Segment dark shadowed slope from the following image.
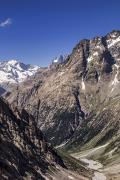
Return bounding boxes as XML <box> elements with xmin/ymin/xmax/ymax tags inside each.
<box><xmin>0</xmin><ymin>97</ymin><xmax>65</xmax><ymax>179</ymax></box>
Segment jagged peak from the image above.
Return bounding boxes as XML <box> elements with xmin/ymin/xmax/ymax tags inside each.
<box><xmin>107</xmin><ymin>29</ymin><xmax>120</xmax><ymax>37</ymax></box>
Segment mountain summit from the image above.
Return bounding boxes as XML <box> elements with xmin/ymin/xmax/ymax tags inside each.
<box><xmin>0</xmin><ymin>59</ymin><xmax>40</xmax><ymax>84</ymax></box>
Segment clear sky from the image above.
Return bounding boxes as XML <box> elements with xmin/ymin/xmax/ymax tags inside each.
<box><xmin>0</xmin><ymin>0</ymin><xmax>120</xmax><ymax>66</ymax></box>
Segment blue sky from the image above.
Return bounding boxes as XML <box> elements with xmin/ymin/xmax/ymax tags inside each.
<box><xmin>0</xmin><ymin>0</ymin><xmax>120</xmax><ymax>66</ymax></box>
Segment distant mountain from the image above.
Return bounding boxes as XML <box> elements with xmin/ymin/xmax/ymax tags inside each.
<box><xmin>0</xmin><ymin>60</ymin><xmax>40</xmax><ymax>84</ymax></box>
<box><xmin>52</xmin><ymin>55</ymin><xmax>65</xmax><ymax>64</ymax></box>
<box><xmin>0</xmin><ymin>60</ymin><xmax>40</xmax><ymax>95</ymax></box>
<box><xmin>0</xmin><ymin>96</ymin><xmax>66</xmax><ymax>179</ymax></box>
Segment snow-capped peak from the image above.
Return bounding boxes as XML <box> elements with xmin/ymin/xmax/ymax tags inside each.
<box><xmin>7</xmin><ymin>60</ymin><xmax>18</xmax><ymax>65</ymax></box>
<box><xmin>52</xmin><ymin>55</ymin><xmax>68</xmax><ymax>64</ymax></box>
<box><xmin>53</xmin><ymin>55</ymin><xmax>64</xmax><ymax>64</ymax></box>
<box><xmin>0</xmin><ymin>60</ymin><xmax>40</xmax><ymax>84</ymax></box>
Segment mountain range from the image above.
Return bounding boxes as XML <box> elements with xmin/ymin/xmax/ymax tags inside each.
<box><xmin>0</xmin><ymin>59</ymin><xmax>40</xmax><ymax>83</ymax></box>
<box><xmin>0</xmin><ymin>57</ymin><xmax>66</xmax><ymax>94</ymax></box>
<box><xmin>0</xmin><ymin>60</ymin><xmax>40</xmax><ymax>94</ymax></box>
<box><xmin>1</xmin><ymin>30</ymin><xmax>120</xmax><ymax>179</ymax></box>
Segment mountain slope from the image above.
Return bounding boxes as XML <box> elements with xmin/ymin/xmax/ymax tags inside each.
<box><xmin>5</xmin><ymin>30</ymin><xmax>120</xmax><ymax>165</ymax></box>
<box><xmin>0</xmin><ymin>96</ymin><xmax>91</xmax><ymax>179</ymax></box>
<box><xmin>0</xmin><ymin>97</ymin><xmax>65</xmax><ymax>179</ymax></box>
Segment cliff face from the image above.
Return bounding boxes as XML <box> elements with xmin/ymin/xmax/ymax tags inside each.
<box><xmin>0</xmin><ymin>97</ymin><xmax>66</xmax><ymax>179</ymax></box>
<box><xmin>5</xmin><ymin>30</ymin><xmax>120</xmax><ymax>157</ymax></box>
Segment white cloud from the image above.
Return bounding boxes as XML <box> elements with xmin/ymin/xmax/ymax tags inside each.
<box><xmin>0</xmin><ymin>18</ymin><xmax>12</xmax><ymax>27</ymax></box>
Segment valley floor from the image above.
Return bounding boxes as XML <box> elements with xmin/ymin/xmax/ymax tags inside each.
<box><xmin>71</xmin><ymin>144</ymin><xmax>120</xmax><ymax>180</ymax></box>
<box><xmin>103</xmin><ymin>164</ymin><xmax>120</xmax><ymax>180</ymax></box>
<box><xmin>51</xmin><ymin>168</ymin><xmax>89</xmax><ymax>180</ymax></box>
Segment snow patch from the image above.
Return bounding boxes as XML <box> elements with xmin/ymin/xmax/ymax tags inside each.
<box><xmin>111</xmin><ymin>64</ymin><xmax>119</xmax><ymax>91</ymax></box>
<box><xmin>81</xmin><ymin>77</ymin><xmax>85</xmax><ymax>90</ymax></box>
<box><xmin>54</xmin><ymin>59</ymin><xmax>59</xmax><ymax>63</ymax></box>
<box><xmin>55</xmin><ymin>140</ymin><xmax>69</xmax><ymax>148</ymax></box>
<box><xmin>87</xmin><ymin>51</ymin><xmax>99</xmax><ymax>63</ymax></box>
<box><xmin>107</xmin><ymin>36</ymin><xmax>120</xmax><ymax>48</ymax></box>
<box><xmin>53</xmin><ymin>55</ymin><xmax>64</xmax><ymax>64</ymax></box>
<box><xmin>7</xmin><ymin>60</ymin><xmax>18</xmax><ymax>65</ymax></box>
<box><xmin>68</xmin><ymin>175</ymin><xmax>74</xmax><ymax>179</ymax></box>
<box><xmin>116</xmin><ymin>58</ymin><xmax>120</xmax><ymax>61</ymax></box>
<box><xmin>93</xmin><ymin>52</ymin><xmax>99</xmax><ymax>56</ymax></box>
<box><xmin>50</xmin><ymin>137</ymin><xmax>55</xmax><ymax>140</ymax></box>
<box><xmin>87</xmin><ymin>56</ymin><xmax>93</xmax><ymax>62</ymax></box>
